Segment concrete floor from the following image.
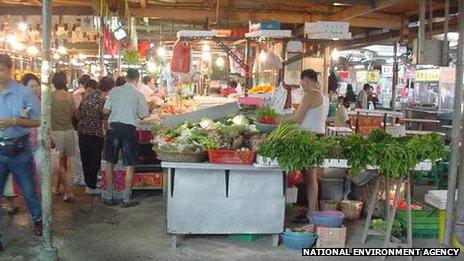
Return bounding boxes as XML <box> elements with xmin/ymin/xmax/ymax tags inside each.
<box><xmin>0</xmin><ymin>188</ymin><xmax>461</xmax><ymax>261</ymax></box>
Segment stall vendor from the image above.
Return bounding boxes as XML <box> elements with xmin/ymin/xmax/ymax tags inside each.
<box><xmin>289</xmin><ymin>69</ymin><xmax>329</xmax><ymax>223</ymax></box>
<box><xmin>334</xmin><ymin>97</ymin><xmax>351</xmax><ymax>128</ymax></box>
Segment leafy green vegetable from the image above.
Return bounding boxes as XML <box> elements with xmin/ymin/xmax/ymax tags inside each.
<box><xmin>371</xmin><ymin>219</ymin><xmax>403</xmax><ymax>237</ymax></box>
<box><xmin>255</xmin><ymin>107</ymin><xmax>279</xmax><ymax>120</ymax></box>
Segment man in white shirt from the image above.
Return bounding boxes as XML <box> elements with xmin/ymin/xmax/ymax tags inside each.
<box><xmin>138</xmin><ymin>75</ymin><xmax>156</xmax><ymax>102</ymax></box>
<box><xmin>102</xmin><ymin>69</ymin><xmax>149</xmax><ymax>207</ymax></box>
<box><xmin>334</xmin><ymin>98</ymin><xmax>351</xmax><ymax>127</ymax></box>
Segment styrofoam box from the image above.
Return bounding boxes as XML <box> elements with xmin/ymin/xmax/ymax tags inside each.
<box><xmin>177</xmin><ymin>30</ymin><xmax>216</xmax><ymax>38</ymax></box>
<box><xmin>245</xmin><ymin>30</ymin><xmax>292</xmax><ymax>38</ymax></box>
<box><xmin>304</xmin><ymin>21</ymin><xmax>350</xmax><ymax>33</ymax></box>
<box><xmin>286</xmin><ymin>186</ymin><xmax>298</xmax><ymax>204</ymax></box>
<box><xmin>425</xmin><ymin>190</ymin><xmax>458</xmax><ymax>210</ymax></box>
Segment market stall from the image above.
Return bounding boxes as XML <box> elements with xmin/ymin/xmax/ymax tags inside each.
<box><xmin>162</xmin><ymin>162</ymin><xmax>284</xmax><ymax>248</ymax></box>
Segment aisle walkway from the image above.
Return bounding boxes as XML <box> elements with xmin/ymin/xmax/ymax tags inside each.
<box><xmin>0</xmin><ymin>189</ymin><xmax>459</xmax><ymax>261</ymax></box>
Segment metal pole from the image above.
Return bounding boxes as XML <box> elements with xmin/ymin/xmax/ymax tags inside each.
<box><xmin>428</xmin><ymin>0</ymin><xmax>433</xmax><ymax>39</ymax></box>
<box><xmin>444</xmin><ymin>0</ymin><xmax>464</xmax><ymax>246</ymax></box>
<box><xmin>99</xmin><ymin>0</ymin><xmax>104</xmax><ymax>76</ymax></box>
<box><xmin>443</xmin><ymin>0</ymin><xmax>450</xmax><ymax>66</ymax></box>
<box><xmin>39</xmin><ymin>0</ymin><xmax>57</xmax><ymax>259</ymax></box>
<box><xmin>391</xmin><ymin>42</ymin><xmax>398</xmax><ymax>110</ymax></box>
<box><xmin>418</xmin><ymin>0</ymin><xmax>426</xmax><ymax>64</ymax></box>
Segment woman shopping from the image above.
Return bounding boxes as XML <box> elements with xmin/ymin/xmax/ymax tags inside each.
<box><xmin>51</xmin><ymin>71</ymin><xmax>76</xmax><ymax>202</ymax></box>
<box><xmin>77</xmin><ymin>77</ymin><xmax>114</xmax><ymax>195</ymax></box>
<box><xmin>289</xmin><ymin>69</ymin><xmax>329</xmax><ymax>223</ymax></box>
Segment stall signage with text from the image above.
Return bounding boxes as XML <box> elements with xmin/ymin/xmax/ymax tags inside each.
<box><xmin>415</xmin><ymin>69</ymin><xmax>441</xmax><ymax>82</ymax></box>
<box><xmin>367</xmin><ymin>70</ymin><xmax>380</xmax><ymax>83</ymax></box>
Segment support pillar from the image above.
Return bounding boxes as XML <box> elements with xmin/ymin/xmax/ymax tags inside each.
<box><xmin>444</xmin><ymin>0</ymin><xmax>464</xmax><ymax>246</ymax></box>
<box><xmin>39</xmin><ymin>0</ymin><xmax>58</xmax><ymax>259</ymax></box>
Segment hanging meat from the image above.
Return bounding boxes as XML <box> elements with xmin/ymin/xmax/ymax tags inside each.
<box><xmin>170</xmin><ymin>41</ymin><xmax>191</xmax><ymax>74</ymax></box>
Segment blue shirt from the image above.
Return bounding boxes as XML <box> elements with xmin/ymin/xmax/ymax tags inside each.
<box><xmin>0</xmin><ymin>80</ymin><xmax>40</xmax><ymax>138</ymax></box>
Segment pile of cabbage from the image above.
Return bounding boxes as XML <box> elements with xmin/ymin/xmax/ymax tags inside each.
<box><xmin>153</xmin><ymin>115</ymin><xmax>259</xmax><ymax>153</ymax></box>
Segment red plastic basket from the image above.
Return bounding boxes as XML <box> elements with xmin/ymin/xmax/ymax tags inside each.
<box><xmin>208</xmin><ymin>150</ymin><xmax>256</xmax><ymax>164</ymax></box>
<box><xmin>238</xmin><ymin>97</ymin><xmax>262</xmax><ymax>106</ymax></box>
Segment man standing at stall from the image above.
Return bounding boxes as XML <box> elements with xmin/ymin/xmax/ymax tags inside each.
<box><xmin>102</xmin><ymin>68</ymin><xmax>149</xmax><ymax>207</ymax></box>
<box><xmin>0</xmin><ymin>54</ymin><xmax>43</xmax><ymax>251</ymax></box>
<box><xmin>290</xmin><ymin>69</ymin><xmax>329</xmax><ymax>223</ymax></box>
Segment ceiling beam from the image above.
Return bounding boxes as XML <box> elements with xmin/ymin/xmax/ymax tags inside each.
<box><xmin>130</xmin><ymin>6</ymin><xmax>402</xmax><ymax>29</ymax></box>
<box><xmin>0</xmin><ymin>5</ymin><xmax>96</xmax><ymax>15</ymax></box>
<box><xmin>328</xmin><ymin>0</ymin><xmax>401</xmax><ymax>21</ymax></box>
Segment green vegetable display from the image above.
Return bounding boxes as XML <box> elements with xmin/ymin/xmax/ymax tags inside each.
<box><xmin>255</xmin><ymin>107</ymin><xmax>279</xmax><ymax>120</ymax></box>
<box><xmin>258</xmin><ymin>122</ymin><xmax>326</xmax><ymax>171</ymax></box>
<box><xmin>258</xmin><ymin>126</ymin><xmax>445</xmax><ymax>178</ymax></box>
<box><xmin>371</xmin><ymin>219</ymin><xmax>403</xmax><ymax>237</ymax></box>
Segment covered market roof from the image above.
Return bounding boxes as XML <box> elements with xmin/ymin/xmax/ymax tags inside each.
<box><xmin>0</xmin><ymin>0</ymin><xmax>460</xmax><ymax>52</ymax></box>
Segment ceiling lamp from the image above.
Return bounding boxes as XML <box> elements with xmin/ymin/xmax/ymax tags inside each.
<box><xmin>258</xmin><ymin>50</ymin><xmax>267</xmax><ymax>62</ymax></box>
<box><xmin>215</xmin><ymin>57</ymin><xmax>225</xmax><ymax>67</ymax></box>
<box><xmin>18</xmin><ymin>22</ymin><xmax>28</xmax><ymax>31</ymax></box>
<box><xmin>27</xmin><ymin>46</ymin><xmax>39</xmax><ymax>56</ymax></box>
<box><xmin>57</xmin><ymin>46</ymin><xmax>67</xmax><ymax>55</ymax></box>
<box><xmin>331</xmin><ymin>48</ymin><xmax>340</xmax><ymax>61</ymax></box>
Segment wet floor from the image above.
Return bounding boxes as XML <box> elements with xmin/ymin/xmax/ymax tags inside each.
<box><xmin>0</xmin><ymin>187</ymin><xmax>461</xmax><ymax>261</ymax></box>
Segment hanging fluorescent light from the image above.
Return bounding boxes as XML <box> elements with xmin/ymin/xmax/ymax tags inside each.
<box><xmin>202</xmin><ymin>52</ymin><xmax>211</xmax><ymax>61</ymax></box>
<box><xmin>202</xmin><ymin>43</ymin><xmax>210</xmax><ymax>52</ymax></box>
<box><xmin>57</xmin><ymin>46</ymin><xmax>67</xmax><ymax>55</ymax></box>
<box><xmin>215</xmin><ymin>57</ymin><xmax>225</xmax><ymax>67</ymax></box>
<box><xmin>258</xmin><ymin>50</ymin><xmax>267</xmax><ymax>62</ymax></box>
<box><xmin>27</xmin><ymin>46</ymin><xmax>39</xmax><ymax>56</ymax></box>
<box><xmin>331</xmin><ymin>48</ymin><xmax>340</xmax><ymax>60</ymax></box>
<box><xmin>146</xmin><ymin>61</ymin><xmax>157</xmax><ymax>72</ymax></box>
<box><xmin>157</xmin><ymin>46</ymin><xmax>166</xmax><ymax>57</ymax></box>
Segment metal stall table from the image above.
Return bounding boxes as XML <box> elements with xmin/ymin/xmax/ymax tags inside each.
<box><xmin>161</xmin><ymin>162</ymin><xmax>285</xmax><ymax>248</ymax></box>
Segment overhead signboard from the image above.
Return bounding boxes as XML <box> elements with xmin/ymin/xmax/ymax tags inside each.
<box><xmin>415</xmin><ymin>69</ymin><xmax>441</xmax><ymax>82</ymax></box>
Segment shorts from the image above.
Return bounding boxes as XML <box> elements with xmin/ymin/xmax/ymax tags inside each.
<box><xmin>104</xmin><ymin>122</ymin><xmax>138</xmax><ymax>166</ymax></box>
<box><xmin>53</xmin><ymin>129</ymin><xmax>76</xmax><ymax>157</ymax></box>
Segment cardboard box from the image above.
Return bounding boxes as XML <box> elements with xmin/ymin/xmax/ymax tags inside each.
<box><xmin>316</xmin><ymin>225</ymin><xmax>346</xmax><ymax>248</ymax></box>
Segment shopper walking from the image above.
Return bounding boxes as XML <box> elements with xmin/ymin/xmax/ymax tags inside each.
<box><xmin>290</xmin><ymin>69</ymin><xmax>329</xmax><ymax>223</ymax></box>
<box><xmin>77</xmin><ymin>76</ymin><xmax>114</xmax><ymax>195</ymax></box>
<box><xmin>138</xmin><ymin>75</ymin><xmax>155</xmax><ymax>102</ymax></box>
<box><xmin>0</xmin><ymin>54</ymin><xmax>43</xmax><ymax>251</ymax></box>
<box><xmin>102</xmin><ymin>68</ymin><xmax>149</xmax><ymax>207</ymax></box>
<box><xmin>72</xmin><ymin>74</ymin><xmax>93</xmax><ymax>187</ymax></box>
<box><xmin>51</xmin><ymin>71</ymin><xmax>76</xmax><ymax>202</ymax></box>
<box><xmin>345</xmin><ymin>84</ymin><xmax>357</xmax><ymax>104</ymax></box>
<box><xmin>115</xmin><ymin>76</ymin><xmax>126</xmax><ymax>87</ymax></box>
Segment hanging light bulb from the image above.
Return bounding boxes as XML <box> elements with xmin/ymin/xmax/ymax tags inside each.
<box><xmin>259</xmin><ymin>50</ymin><xmax>267</xmax><ymax>62</ymax></box>
<box><xmin>53</xmin><ymin>53</ymin><xmax>60</xmax><ymax>60</ymax></box>
<box><xmin>27</xmin><ymin>45</ymin><xmax>39</xmax><ymax>56</ymax></box>
<box><xmin>157</xmin><ymin>46</ymin><xmax>166</xmax><ymax>57</ymax></box>
<box><xmin>215</xmin><ymin>57</ymin><xmax>225</xmax><ymax>67</ymax></box>
<box><xmin>146</xmin><ymin>60</ymin><xmax>157</xmax><ymax>73</ymax></box>
<box><xmin>202</xmin><ymin>52</ymin><xmax>211</xmax><ymax>62</ymax></box>
<box><xmin>6</xmin><ymin>34</ymin><xmax>16</xmax><ymax>45</ymax></box>
<box><xmin>14</xmin><ymin>42</ymin><xmax>26</xmax><ymax>51</ymax></box>
<box><xmin>331</xmin><ymin>48</ymin><xmax>340</xmax><ymax>61</ymax></box>
<box><xmin>202</xmin><ymin>43</ymin><xmax>210</xmax><ymax>52</ymax></box>
<box><xmin>18</xmin><ymin>22</ymin><xmax>28</xmax><ymax>31</ymax></box>
<box><xmin>57</xmin><ymin>46</ymin><xmax>67</xmax><ymax>55</ymax></box>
